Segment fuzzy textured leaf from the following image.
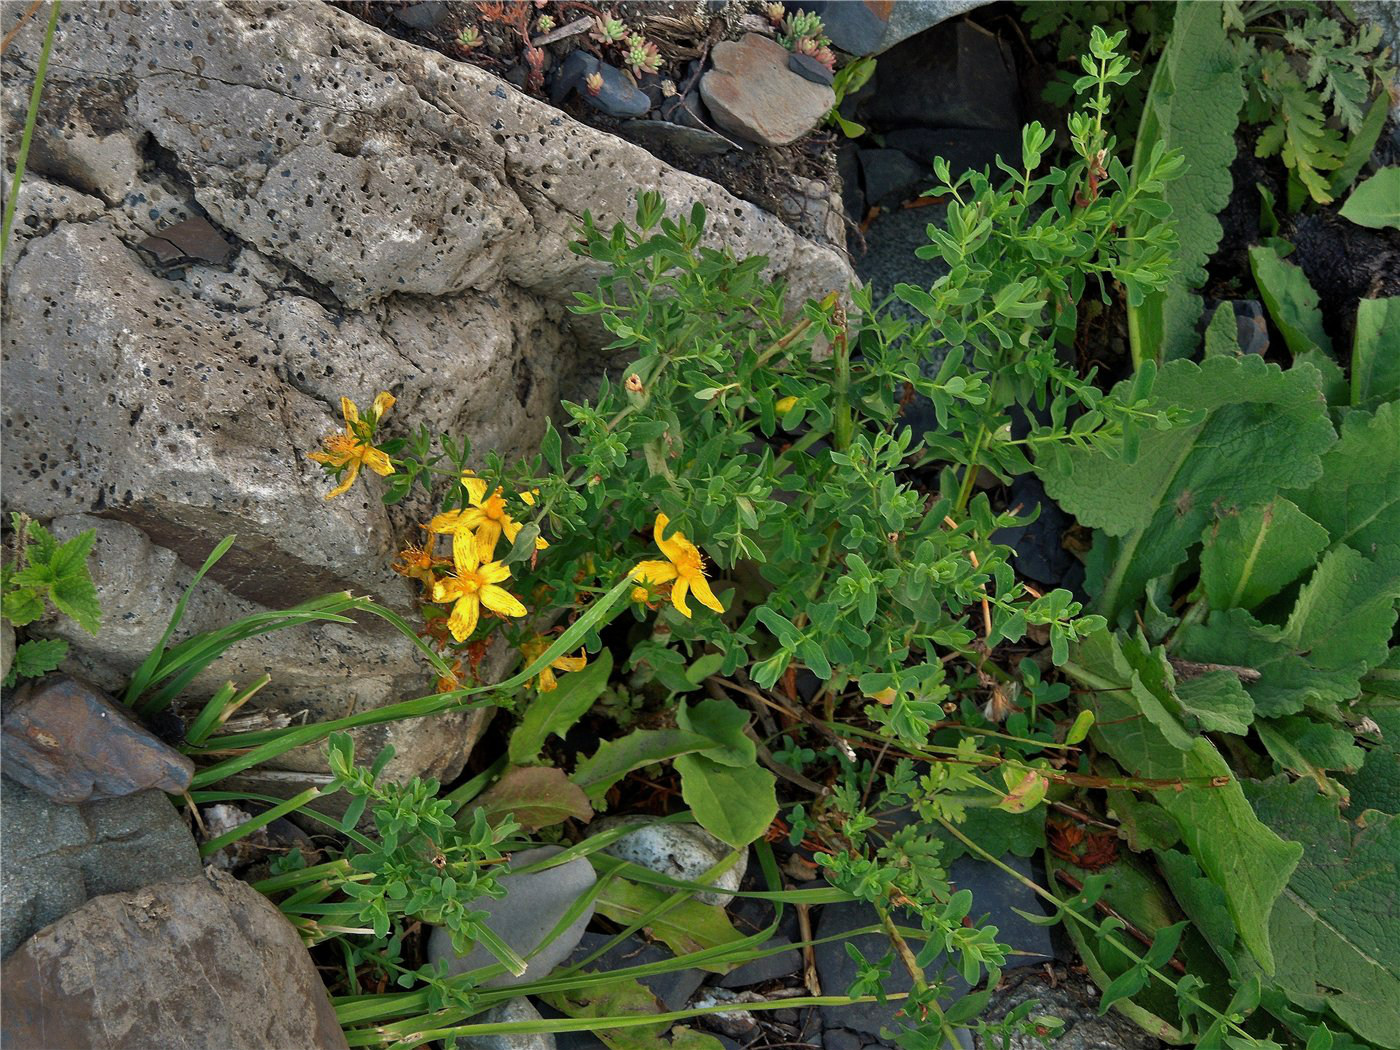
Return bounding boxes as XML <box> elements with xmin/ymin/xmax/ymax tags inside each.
<box><xmin>1245</xmin><ymin>777</ymin><xmax>1400</xmax><ymax>1047</ymax></box>
<box><xmin>1069</xmin><ymin>630</ymin><xmax>1302</xmax><ymax>973</ymax></box>
<box><xmin>1199</xmin><ymin>498</ymin><xmax>1330</xmax><ymax>612</ymax></box>
<box><xmin>1039</xmin><ymin>356</ymin><xmax>1335</xmax><ymax>622</ymax></box>
<box><xmin>1249</xmin><ymin>245</ymin><xmax>1333</xmax><ymax>355</ymax></box>
<box><xmin>510</xmin><ymin>649</ymin><xmax>612</xmax><ymax>764</ymax></box>
<box><xmin>1129</xmin><ymin>1</ymin><xmax>1244</xmax><ymax>363</ymax></box>
<box><xmin>674</xmin><ymin>753</ymin><xmax>776</xmax><ymax>848</ymax></box>
<box><xmin>1339</xmin><ymin>167</ymin><xmax>1400</xmax><ymax>230</ymax></box>
<box><xmin>1173</xmin><ymin>670</ymin><xmax>1255</xmax><ymax>735</ymax></box>
<box><xmin>472</xmin><ymin>765</ymin><xmax>594</xmax><ymax>831</ymax></box>
<box><xmin>1295</xmin><ymin>401</ymin><xmax>1400</xmax><ymax>552</ymax></box>
<box><xmin>1350</xmin><ymin>298</ymin><xmax>1400</xmax><ymax>408</ymax></box>
<box><xmin>1180</xmin><ymin>545</ymin><xmax>1400</xmax><ymax>718</ymax></box>
<box><xmin>593</xmin><ymin>877</ymin><xmax>745</xmax><ymax>969</ymax></box>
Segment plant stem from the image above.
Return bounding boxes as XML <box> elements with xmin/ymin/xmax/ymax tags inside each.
<box><xmin>0</xmin><ymin>0</ymin><xmax>60</xmax><ymax>266</ymax></box>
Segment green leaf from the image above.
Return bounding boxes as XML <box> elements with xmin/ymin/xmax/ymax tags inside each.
<box><xmin>470</xmin><ymin>765</ymin><xmax>593</xmax><ymax>831</ymax></box>
<box><xmin>1202</xmin><ymin>302</ymin><xmax>1242</xmax><ymax>358</ymax></box>
<box><xmin>48</xmin><ymin>573</ymin><xmax>101</xmax><ymax>635</ymax></box>
<box><xmin>2</xmin><ymin>587</ymin><xmax>45</xmax><ymax>627</ymax></box>
<box><xmin>11</xmin><ymin>637</ymin><xmax>67</xmax><ymax>679</ymax></box>
<box><xmin>509</xmin><ymin>649</ymin><xmax>612</xmax><ymax>764</ymax></box>
<box><xmin>593</xmin><ymin>877</ymin><xmax>745</xmax><ymax>967</ymax></box>
<box><xmin>1199</xmin><ymin>498</ymin><xmax>1330</xmax><ymax>612</ymax></box>
<box><xmin>572</xmin><ymin>728</ymin><xmax>715</xmax><ymax>804</ymax></box>
<box><xmin>1329</xmin><ymin>94</ymin><xmax>1391</xmax><ymax>197</ymax></box>
<box><xmin>1040</xmin><ymin>356</ymin><xmax>1336</xmax><ymax>622</ymax></box>
<box><xmin>1173</xmin><ymin>670</ymin><xmax>1255</xmax><ymax>735</ymax></box>
<box><xmin>538</xmin><ymin>976</ymin><xmax>667</xmax><ymax>1050</ymax></box>
<box><xmin>1344</xmin><ymin>698</ymin><xmax>1400</xmax><ymax>815</ymax></box>
<box><xmin>1256</xmin><ymin>715</ymin><xmax>1364</xmax><ymax>783</ymax></box>
<box><xmin>1350</xmin><ymin>298</ymin><xmax>1400</xmax><ymax>408</ymax></box>
<box><xmin>1068</xmin><ymin>630</ymin><xmax>1302</xmax><ymax>974</ymax></box>
<box><xmin>1249</xmin><ymin>244</ymin><xmax>1333</xmax><ymax>356</ymax></box>
<box><xmin>1180</xmin><ymin>546</ymin><xmax>1400</xmax><ymax>717</ymax></box>
<box><xmin>1295</xmin><ymin>401</ymin><xmax>1400</xmax><ymax>553</ymax></box>
<box><xmin>1127</xmin><ymin>1</ymin><xmax>1244</xmax><ymax>363</ymax></box>
<box><xmin>1338</xmin><ymin>167</ymin><xmax>1400</xmax><ymax>230</ymax></box>
<box><xmin>674</xmin><ymin>753</ymin><xmax>776</xmax><ymax>848</ymax></box>
<box><xmin>1245</xmin><ymin>777</ymin><xmax>1400</xmax><ymax>1047</ymax></box>
<box><xmin>674</xmin><ymin>697</ymin><xmax>755</xmax><ymax>768</ymax></box>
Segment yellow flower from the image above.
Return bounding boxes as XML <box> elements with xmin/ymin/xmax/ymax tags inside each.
<box><xmin>631</xmin><ymin>585</ymin><xmax>652</xmax><ymax>604</ymax></box>
<box><xmin>427</xmin><ymin>474</ymin><xmax>548</xmax><ymax>564</ymax></box>
<box><xmin>429</xmin><ymin>532</ymin><xmax>528</xmax><ymax>642</ymax></box>
<box><xmin>391</xmin><ymin>544</ymin><xmax>447</xmax><ymax>585</ymax></box>
<box><xmin>307</xmin><ymin>393</ymin><xmax>396</xmax><ymax>499</ymax></box>
<box><xmin>775</xmin><ymin>395</ymin><xmax>799</xmax><ymax>415</ymax></box>
<box><xmin>632</xmin><ymin>512</ymin><xmax>725</xmax><ymax>618</ymax></box>
<box><xmin>520</xmin><ymin>635</ymin><xmax>587</xmax><ymax>693</ymax></box>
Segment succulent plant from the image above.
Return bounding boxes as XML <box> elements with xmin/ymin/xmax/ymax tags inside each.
<box><xmin>584</xmin><ymin>70</ymin><xmax>604</xmax><ymax>96</ymax></box>
<box><xmin>534</xmin><ymin>13</ymin><xmax>555</xmax><ymax>34</ymax></box>
<box><xmin>592</xmin><ymin>12</ymin><xmax>627</xmax><ymax>44</ymax></box>
<box><xmin>457</xmin><ymin>25</ymin><xmax>482</xmax><ymax>50</ymax></box>
<box><xmin>764</xmin><ymin>2</ymin><xmax>786</xmax><ymax>25</ymax></box>
<box><xmin>778</xmin><ymin>9</ymin><xmax>828</xmax><ymax>50</ymax></box>
<box><xmin>625</xmin><ymin>36</ymin><xmax>662</xmax><ymax>77</ymax></box>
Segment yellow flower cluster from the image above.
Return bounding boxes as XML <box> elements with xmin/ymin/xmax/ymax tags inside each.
<box><xmin>307</xmin><ymin>393</ymin><xmax>396</xmax><ymax>500</ymax></box>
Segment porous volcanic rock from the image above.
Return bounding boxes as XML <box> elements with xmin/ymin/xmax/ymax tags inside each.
<box><xmin>0</xmin><ymin>2</ymin><xmax>853</xmax><ymax>790</ymax></box>
<box><xmin>0</xmin><ymin>868</ymin><xmax>348</xmax><ymax>1049</ymax></box>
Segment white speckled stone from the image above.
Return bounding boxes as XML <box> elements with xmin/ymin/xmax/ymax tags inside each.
<box><xmin>593</xmin><ymin>818</ymin><xmax>748</xmax><ymax>906</ymax></box>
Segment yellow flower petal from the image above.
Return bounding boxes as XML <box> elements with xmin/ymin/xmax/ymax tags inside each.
<box><xmin>633</xmin><ymin>560</ymin><xmax>678</xmax><ymax>585</ymax></box>
<box><xmin>371</xmin><ymin>391</ymin><xmax>396</xmax><ymax>419</ymax></box>
<box><xmin>463</xmin><ymin>475</ymin><xmax>489</xmax><ymax>506</ymax></box>
<box><xmin>654</xmin><ymin>513</ymin><xmax>686</xmax><ymax>563</ymax></box>
<box><xmin>340</xmin><ymin>397</ymin><xmax>360</xmax><ymax>427</ymax></box>
<box><xmin>323</xmin><ymin>459</ymin><xmax>360</xmax><ymax>500</ymax></box>
<box><xmin>448</xmin><ymin>596</ymin><xmax>480</xmax><ymax>641</ymax></box>
<box><xmin>502</xmin><ymin>518</ymin><xmax>521</xmax><ymax>545</ymax></box>
<box><xmin>537</xmin><ymin>667</ymin><xmax>558</xmax><ymax>692</ymax></box>
<box><xmin>478</xmin><ymin>561</ymin><xmax>512</xmax><ymax>585</ymax></box>
<box><xmin>427</xmin><ymin>510</ymin><xmax>467</xmax><ymax>534</ymax></box>
<box><xmin>552</xmin><ymin>653</ymin><xmax>587</xmax><ymax>672</ymax></box>
<box><xmin>519</xmin><ymin>489</ymin><xmax>537</xmax><ymax>506</ymax></box>
<box><xmin>687</xmin><ymin>571</ymin><xmax>725</xmax><ymax>614</ymax></box>
<box><xmin>362</xmin><ymin>447</ymin><xmax>395</xmax><ymax>477</ymax></box>
<box><xmin>452</xmin><ymin>529</ymin><xmax>477</xmax><ymax>573</ymax></box>
<box><xmin>475</xmin><ymin>520</ymin><xmax>503</xmax><ymax>559</ymax></box>
<box><xmin>480</xmin><ymin>585</ymin><xmax>527</xmax><ymax>617</ymax></box>
<box><xmin>672</xmin><ymin>577</ymin><xmax>693</xmax><ymax>618</ymax></box>
<box><xmin>431</xmin><ymin>577</ymin><xmax>464</xmax><ymax>603</ymax></box>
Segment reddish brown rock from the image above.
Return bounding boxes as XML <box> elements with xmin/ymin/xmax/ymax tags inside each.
<box><xmin>699</xmin><ymin>34</ymin><xmax>835</xmax><ymax>147</ymax></box>
<box><xmin>1</xmin><ymin>868</ymin><xmax>349</xmax><ymax>1050</ymax></box>
<box><xmin>1</xmin><ymin>676</ymin><xmax>193</xmax><ymax>803</ymax></box>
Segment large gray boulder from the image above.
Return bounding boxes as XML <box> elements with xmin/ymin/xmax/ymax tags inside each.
<box><xmin>0</xmin><ymin>867</ymin><xmax>349</xmax><ymax>1049</ymax></box>
<box><xmin>0</xmin><ymin>776</ymin><xmax>202</xmax><ymax>960</ymax></box>
<box><xmin>0</xmin><ymin>1</ymin><xmax>854</xmax><ymax>790</ymax></box>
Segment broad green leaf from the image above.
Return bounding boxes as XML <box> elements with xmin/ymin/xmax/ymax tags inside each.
<box><xmin>1338</xmin><ymin>167</ymin><xmax>1400</xmax><ymax>230</ymax></box>
<box><xmin>470</xmin><ymin>765</ymin><xmax>593</xmax><ymax>831</ymax></box>
<box><xmin>48</xmin><ymin>574</ymin><xmax>101</xmax><ymax>635</ymax></box>
<box><xmin>1202</xmin><ymin>302</ymin><xmax>1242</xmax><ymax>358</ymax></box>
<box><xmin>1173</xmin><ymin>670</ymin><xmax>1255</xmax><ymax>735</ymax></box>
<box><xmin>1350</xmin><ymin>298</ymin><xmax>1400</xmax><ymax>407</ymax></box>
<box><xmin>1295</xmin><ymin>401</ymin><xmax>1400</xmax><ymax>552</ymax></box>
<box><xmin>1199</xmin><ymin>498</ymin><xmax>1330</xmax><ymax>612</ymax></box>
<box><xmin>1127</xmin><ymin>1</ymin><xmax>1244</xmax><ymax>363</ymax></box>
<box><xmin>936</xmin><ymin>805</ymin><xmax>1045</xmax><ymax>862</ymax></box>
<box><xmin>1068</xmin><ymin>630</ymin><xmax>1302</xmax><ymax>973</ymax></box>
<box><xmin>1256</xmin><ymin>715</ymin><xmax>1364</xmax><ymax>788</ymax></box>
<box><xmin>1180</xmin><ymin>546</ymin><xmax>1400</xmax><ymax>717</ymax></box>
<box><xmin>1245</xmin><ymin>777</ymin><xmax>1400</xmax><ymax>1047</ymax></box>
<box><xmin>2</xmin><ymin>587</ymin><xmax>45</xmax><ymax>626</ymax></box>
<box><xmin>593</xmin><ymin>877</ymin><xmax>745</xmax><ymax>968</ymax></box>
<box><xmin>674</xmin><ymin>697</ymin><xmax>754</xmax><ymax>768</ymax></box>
<box><xmin>1156</xmin><ymin>849</ymin><xmax>1238</xmax><ymax>962</ymax></box>
<box><xmin>1039</xmin><ymin>356</ymin><xmax>1336</xmax><ymax>623</ymax></box>
<box><xmin>572</xmin><ymin>728</ymin><xmax>715</xmax><ymax>803</ymax></box>
<box><xmin>1344</xmin><ymin>698</ymin><xmax>1400</xmax><ymax>815</ymax></box>
<box><xmin>1249</xmin><ymin>245</ymin><xmax>1333</xmax><ymax>356</ymax></box>
<box><xmin>10</xmin><ymin>637</ymin><xmax>68</xmax><ymax>680</ymax></box>
<box><xmin>509</xmin><ymin>649</ymin><xmax>612</xmax><ymax>764</ymax></box>
<box><xmin>539</xmin><ymin>976</ymin><xmax>667</xmax><ymax>1049</ymax></box>
<box><xmin>674</xmin><ymin>753</ymin><xmax>776</xmax><ymax>848</ymax></box>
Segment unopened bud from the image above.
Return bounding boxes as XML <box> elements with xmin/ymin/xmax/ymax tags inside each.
<box><xmin>625</xmin><ymin>373</ymin><xmax>644</xmax><ymax>393</ymax></box>
<box><xmin>775</xmin><ymin>395</ymin><xmax>798</xmax><ymax>415</ymax></box>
